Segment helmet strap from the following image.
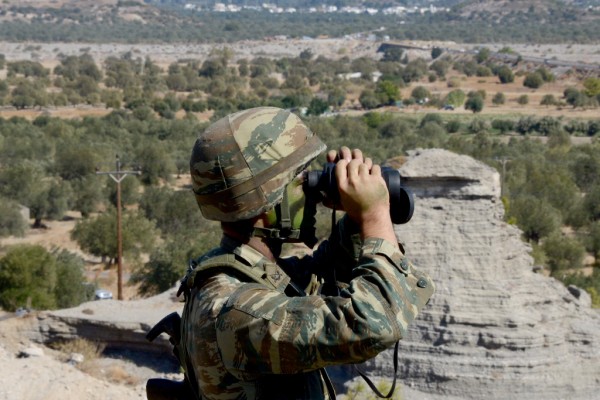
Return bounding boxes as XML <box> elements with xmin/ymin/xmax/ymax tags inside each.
<box><xmin>250</xmin><ymin>188</ymin><xmax>318</xmax><ymax>249</ymax></box>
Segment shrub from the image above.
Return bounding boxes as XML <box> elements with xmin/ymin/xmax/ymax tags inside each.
<box><xmin>540</xmin><ymin>94</ymin><xmax>557</xmax><ymax>106</ymax></box>
<box><xmin>445</xmin><ymin>119</ymin><xmax>462</xmax><ymax>133</ymax></box>
<box><xmin>523</xmin><ymin>72</ymin><xmax>544</xmax><ymax>89</ymax></box>
<box><xmin>517</xmin><ymin>95</ymin><xmax>529</xmax><ymax>105</ymax></box>
<box><xmin>497</xmin><ymin>66</ymin><xmax>514</xmax><ymax>84</ymax></box>
<box><xmin>0</xmin><ymin>245</ymin><xmax>90</xmax><ymax>311</ymax></box>
<box><xmin>492</xmin><ymin>92</ymin><xmax>506</xmax><ymax>105</ymax></box>
<box><xmin>445</xmin><ymin>89</ymin><xmax>466</xmax><ymax>107</ymax></box>
<box><xmin>468</xmin><ymin>119</ymin><xmax>489</xmax><ymax>134</ymax></box>
<box><xmin>491</xmin><ymin>119</ymin><xmax>515</xmax><ymax>133</ymax></box>
<box><xmin>543</xmin><ymin>233</ymin><xmax>585</xmax><ymax>276</ymax></box>
<box><xmin>465</xmin><ymin>94</ymin><xmax>484</xmax><ymax>113</ymax></box>
<box><xmin>0</xmin><ymin>198</ymin><xmax>27</xmax><ymax>237</ymax></box>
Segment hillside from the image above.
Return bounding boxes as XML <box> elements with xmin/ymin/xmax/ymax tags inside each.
<box><xmin>0</xmin><ymin>0</ymin><xmax>598</xmax><ymax>43</ymax></box>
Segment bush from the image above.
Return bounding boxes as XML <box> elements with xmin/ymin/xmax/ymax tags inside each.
<box><xmin>468</xmin><ymin>119</ymin><xmax>489</xmax><ymax>134</ymax></box>
<box><xmin>523</xmin><ymin>72</ymin><xmax>544</xmax><ymax>89</ymax></box>
<box><xmin>492</xmin><ymin>92</ymin><xmax>505</xmax><ymax>105</ymax></box>
<box><xmin>465</xmin><ymin>95</ymin><xmax>484</xmax><ymax>113</ymax></box>
<box><xmin>0</xmin><ymin>245</ymin><xmax>90</xmax><ymax>311</ymax></box>
<box><xmin>517</xmin><ymin>95</ymin><xmax>529</xmax><ymax>105</ymax></box>
<box><xmin>540</xmin><ymin>94</ymin><xmax>557</xmax><ymax>106</ymax></box>
<box><xmin>491</xmin><ymin>119</ymin><xmax>515</xmax><ymax>133</ymax></box>
<box><xmin>0</xmin><ymin>198</ymin><xmax>27</xmax><ymax>237</ymax></box>
<box><xmin>420</xmin><ymin>113</ymin><xmax>443</xmax><ymax>128</ymax></box>
<box><xmin>516</xmin><ymin>116</ymin><xmax>537</xmax><ymax>134</ymax></box>
<box><xmin>543</xmin><ymin>233</ymin><xmax>585</xmax><ymax>276</ymax></box>
<box><xmin>445</xmin><ymin>89</ymin><xmax>465</xmax><ymax>107</ymax></box>
<box><xmin>509</xmin><ymin>196</ymin><xmax>560</xmax><ymax>243</ymax></box>
<box><xmin>497</xmin><ymin>66</ymin><xmax>514</xmax><ymax>84</ymax></box>
<box><xmin>359</xmin><ymin>90</ymin><xmax>379</xmax><ymax>110</ymax></box>
<box><xmin>445</xmin><ymin>120</ymin><xmax>462</xmax><ymax>133</ymax></box>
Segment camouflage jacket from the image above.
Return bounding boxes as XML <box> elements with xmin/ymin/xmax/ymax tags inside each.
<box><xmin>179</xmin><ymin>218</ymin><xmax>434</xmax><ymax>400</ymax></box>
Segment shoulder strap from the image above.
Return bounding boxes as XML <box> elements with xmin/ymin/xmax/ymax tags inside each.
<box><xmin>179</xmin><ymin>253</ymin><xmax>289</xmax><ymax>299</ymax></box>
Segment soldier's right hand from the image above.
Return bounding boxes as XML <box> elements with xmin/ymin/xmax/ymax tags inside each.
<box><xmin>329</xmin><ymin>147</ymin><xmax>396</xmax><ymax>243</ymax></box>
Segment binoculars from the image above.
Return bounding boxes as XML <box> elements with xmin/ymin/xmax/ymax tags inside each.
<box><xmin>304</xmin><ymin>163</ymin><xmax>414</xmax><ymax>224</ymax></box>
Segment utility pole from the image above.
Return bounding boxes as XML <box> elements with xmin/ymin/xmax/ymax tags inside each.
<box><xmin>96</xmin><ymin>155</ymin><xmax>141</xmax><ymax>300</ymax></box>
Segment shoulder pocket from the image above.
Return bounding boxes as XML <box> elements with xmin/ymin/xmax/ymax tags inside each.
<box><xmin>223</xmin><ymin>283</ymin><xmax>285</xmax><ymax>325</ymax></box>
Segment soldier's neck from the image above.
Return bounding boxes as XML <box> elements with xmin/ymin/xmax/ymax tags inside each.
<box><xmin>222</xmin><ymin>217</ymin><xmax>277</xmax><ymax>262</ymax></box>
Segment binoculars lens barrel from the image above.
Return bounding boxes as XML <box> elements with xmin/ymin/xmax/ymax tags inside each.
<box><xmin>304</xmin><ymin>163</ymin><xmax>414</xmax><ymax>224</ymax></box>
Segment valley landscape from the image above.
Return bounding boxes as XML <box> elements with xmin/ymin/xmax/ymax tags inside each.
<box><xmin>0</xmin><ymin>0</ymin><xmax>599</xmax><ymax>399</ymax></box>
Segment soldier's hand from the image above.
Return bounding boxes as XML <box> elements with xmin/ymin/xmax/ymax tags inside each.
<box><xmin>331</xmin><ymin>147</ymin><xmax>396</xmax><ymax>243</ymax></box>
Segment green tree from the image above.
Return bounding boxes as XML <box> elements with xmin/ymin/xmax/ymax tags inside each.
<box><xmin>375</xmin><ymin>80</ymin><xmax>400</xmax><ymax>105</ymax></box>
<box><xmin>54</xmin><ymin>145</ymin><xmax>98</xmax><ymax>181</ymax></box>
<box><xmin>0</xmin><ymin>197</ymin><xmax>27</xmax><ymax>237</ymax></box>
<box><xmin>0</xmin><ymin>245</ymin><xmax>57</xmax><ymax>311</ymax></box>
<box><xmin>0</xmin><ymin>245</ymin><xmax>90</xmax><ymax>311</ymax></box>
<box><xmin>71</xmin><ymin>176</ymin><xmax>105</xmax><ymax>218</ymax></box>
<box><xmin>583</xmin><ymin>77</ymin><xmax>600</xmax><ymax>97</ymax></box>
<box><xmin>11</xmin><ymin>80</ymin><xmax>48</xmax><ymax>109</ymax></box>
<box><xmin>359</xmin><ymin>89</ymin><xmax>379</xmax><ymax>110</ymax></box>
<box><xmin>71</xmin><ymin>209</ymin><xmax>159</xmax><ymax>264</ymax></box>
<box><xmin>29</xmin><ymin>180</ymin><xmax>73</xmax><ymax>228</ymax></box>
<box><xmin>131</xmin><ymin>237</ymin><xmax>216</xmax><ymax>296</ymax></box>
<box><xmin>445</xmin><ymin>89</ymin><xmax>465</xmax><ymax>107</ymax></box>
<box><xmin>543</xmin><ymin>233</ymin><xmax>585</xmax><ymax>276</ymax></box>
<box><xmin>583</xmin><ymin>184</ymin><xmax>600</xmax><ymax>221</ymax></box>
<box><xmin>465</xmin><ymin>94</ymin><xmax>484</xmax><ymax>113</ymax></box>
<box><xmin>431</xmin><ymin>47</ymin><xmax>443</xmax><ymax>59</ymax></box>
<box><xmin>540</xmin><ymin>94</ymin><xmax>557</xmax><ymax>106</ymax></box>
<box><xmin>586</xmin><ymin>221</ymin><xmax>600</xmax><ymax>260</ymax></box>
<box><xmin>307</xmin><ymin>97</ymin><xmax>329</xmax><ymax>116</ymax></box>
<box><xmin>518</xmin><ymin>95</ymin><xmax>529</xmax><ymax>105</ymax></box>
<box><xmin>476</xmin><ymin>47</ymin><xmax>490</xmax><ymax>64</ymax></box>
<box><xmin>523</xmin><ymin>72</ymin><xmax>544</xmax><ymax>89</ymax></box>
<box><xmin>326</xmin><ymin>86</ymin><xmax>346</xmax><ymax>108</ymax></box>
<box><xmin>54</xmin><ymin>249</ymin><xmax>92</xmax><ymax>308</ymax></box>
<box><xmin>139</xmin><ymin>187</ymin><xmax>204</xmax><ymax>237</ymax></box>
<box><xmin>411</xmin><ymin>86</ymin><xmax>430</xmax><ymax>102</ymax></box>
<box><xmin>497</xmin><ymin>66</ymin><xmax>514</xmax><ymax>84</ymax></box>
<box><xmin>492</xmin><ymin>92</ymin><xmax>506</xmax><ymax>105</ymax></box>
<box><xmin>509</xmin><ymin>196</ymin><xmax>560</xmax><ymax>243</ymax></box>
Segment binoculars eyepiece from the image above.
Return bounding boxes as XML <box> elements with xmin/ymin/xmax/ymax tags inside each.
<box><xmin>304</xmin><ymin>163</ymin><xmax>414</xmax><ymax>225</ymax></box>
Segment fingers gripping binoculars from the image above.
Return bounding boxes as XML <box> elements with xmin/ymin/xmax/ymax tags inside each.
<box><xmin>304</xmin><ymin>163</ymin><xmax>415</xmax><ymax>224</ymax></box>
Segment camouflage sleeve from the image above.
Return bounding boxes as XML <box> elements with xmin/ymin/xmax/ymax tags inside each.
<box><xmin>215</xmin><ymin>237</ymin><xmax>434</xmax><ymax>380</ymax></box>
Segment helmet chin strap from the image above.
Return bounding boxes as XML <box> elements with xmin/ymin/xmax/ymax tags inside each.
<box><xmin>251</xmin><ymin>189</ymin><xmax>318</xmax><ymax>248</ymax></box>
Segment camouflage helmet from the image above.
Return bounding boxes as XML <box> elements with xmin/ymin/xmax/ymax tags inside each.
<box><xmin>190</xmin><ymin>107</ymin><xmax>326</xmax><ymax>222</ymax></box>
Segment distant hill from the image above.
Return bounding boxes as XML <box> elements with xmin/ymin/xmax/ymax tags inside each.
<box><xmin>0</xmin><ymin>0</ymin><xmax>598</xmax><ymax>43</ymax></box>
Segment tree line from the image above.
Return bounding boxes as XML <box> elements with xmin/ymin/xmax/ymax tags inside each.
<box><xmin>1</xmin><ymin>48</ymin><xmax>599</xmax><ymax>120</ymax></box>
<box><xmin>0</xmin><ymin>4</ymin><xmax>599</xmax><ymax>44</ymax></box>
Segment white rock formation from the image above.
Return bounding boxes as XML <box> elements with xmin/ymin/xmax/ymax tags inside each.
<box><xmin>362</xmin><ymin>148</ymin><xmax>600</xmax><ymax>400</ymax></box>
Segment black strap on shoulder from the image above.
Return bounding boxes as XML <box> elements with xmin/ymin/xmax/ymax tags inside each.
<box><xmin>353</xmin><ymin>341</ymin><xmax>399</xmax><ymax>398</ymax></box>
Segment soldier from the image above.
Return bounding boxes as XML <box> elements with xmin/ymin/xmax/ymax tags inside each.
<box><xmin>171</xmin><ymin>107</ymin><xmax>433</xmax><ymax>399</ymax></box>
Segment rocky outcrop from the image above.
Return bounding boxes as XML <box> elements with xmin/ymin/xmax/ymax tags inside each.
<box><xmin>360</xmin><ymin>149</ymin><xmax>600</xmax><ymax>400</ymax></box>
<box><xmin>28</xmin><ymin>289</ymin><xmax>182</xmax><ymax>354</ymax></box>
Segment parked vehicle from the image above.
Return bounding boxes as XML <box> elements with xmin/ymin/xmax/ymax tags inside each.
<box><xmin>94</xmin><ymin>289</ymin><xmax>113</xmax><ymax>300</ymax></box>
